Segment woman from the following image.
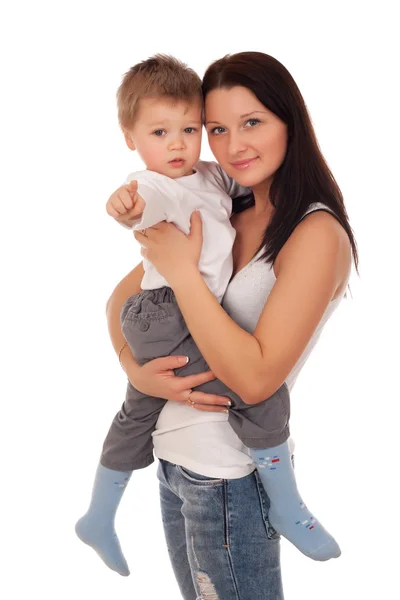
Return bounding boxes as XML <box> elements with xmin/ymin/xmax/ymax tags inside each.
<box><xmin>106</xmin><ymin>52</ymin><xmax>357</xmax><ymax>599</ymax></box>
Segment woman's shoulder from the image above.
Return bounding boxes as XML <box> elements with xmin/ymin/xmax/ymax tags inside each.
<box><xmin>286</xmin><ymin>205</ymin><xmax>350</xmax><ymax>254</ymax></box>
<box><xmin>299</xmin><ymin>207</ymin><xmax>347</xmax><ymax>232</ymax></box>
<box><xmin>275</xmin><ymin>208</ymin><xmax>352</xmax><ymax>289</ymax></box>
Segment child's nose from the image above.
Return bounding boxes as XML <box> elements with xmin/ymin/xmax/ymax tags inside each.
<box><xmin>168</xmin><ymin>136</ymin><xmax>186</xmax><ymax>151</ymax></box>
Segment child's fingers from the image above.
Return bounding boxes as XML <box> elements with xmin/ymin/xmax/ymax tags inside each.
<box><xmin>118</xmin><ymin>189</ymin><xmax>135</xmax><ymax>211</ymax></box>
<box><xmin>122</xmin><ymin>207</ymin><xmax>140</xmax><ymax>221</ymax></box>
<box><xmin>106</xmin><ymin>196</ymin><xmax>128</xmax><ymax>217</ymax></box>
<box><xmin>127</xmin><ymin>180</ymin><xmax>138</xmax><ymax>197</ymax></box>
<box><xmin>106</xmin><ymin>203</ymin><xmax>121</xmax><ymax>218</ymax></box>
<box><xmin>106</xmin><ymin>191</ymin><xmax>130</xmax><ymax>216</ymax></box>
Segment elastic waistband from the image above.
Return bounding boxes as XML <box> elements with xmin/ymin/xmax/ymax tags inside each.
<box><xmin>139</xmin><ymin>286</ymin><xmax>177</xmax><ymax>304</ymax></box>
<box><xmin>121</xmin><ymin>286</ymin><xmax>179</xmax><ymax>322</ymax></box>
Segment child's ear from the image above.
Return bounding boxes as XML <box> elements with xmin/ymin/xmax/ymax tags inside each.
<box><xmin>123</xmin><ymin>130</ymin><xmax>136</xmax><ymax>151</ymax></box>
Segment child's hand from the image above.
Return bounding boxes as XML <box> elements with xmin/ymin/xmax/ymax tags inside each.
<box><xmin>106</xmin><ymin>180</ymin><xmax>145</xmax><ymax>226</ymax></box>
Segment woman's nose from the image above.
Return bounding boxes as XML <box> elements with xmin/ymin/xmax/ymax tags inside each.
<box><xmin>227</xmin><ymin>132</ymin><xmax>247</xmax><ymax>156</ymax></box>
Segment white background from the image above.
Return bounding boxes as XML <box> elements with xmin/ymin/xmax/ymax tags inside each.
<box><xmin>1</xmin><ymin>1</ymin><xmax>399</xmax><ymax>598</ymax></box>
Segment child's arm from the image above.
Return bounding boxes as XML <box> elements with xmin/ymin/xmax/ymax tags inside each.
<box><xmin>106</xmin><ymin>180</ymin><xmax>146</xmax><ymax>229</ymax></box>
<box><xmin>108</xmin><ymin>176</ymin><xmax>189</xmax><ymax>233</ymax></box>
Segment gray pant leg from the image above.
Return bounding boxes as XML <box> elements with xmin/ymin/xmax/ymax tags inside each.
<box><xmin>101</xmin><ymin>288</ymin><xmax>190</xmax><ymax>471</ymax></box>
<box><xmin>101</xmin><ymin>287</ymin><xmax>290</xmax><ymax>472</ymax></box>
<box><xmin>173</xmin><ymin>339</ymin><xmax>291</xmax><ymax>449</ymax></box>
<box><xmin>100</xmin><ymin>379</ymin><xmax>166</xmax><ymax>471</ymax></box>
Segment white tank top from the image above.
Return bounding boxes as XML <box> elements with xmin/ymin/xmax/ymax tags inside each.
<box><xmin>152</xmin><ymin>203</ymin><xmax>346</xmax><ymax>478</ymax></box>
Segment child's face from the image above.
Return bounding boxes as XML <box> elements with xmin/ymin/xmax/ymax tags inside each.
<box><xmin>125</xmin><ymin>98</ymin><xmax>203</xmax><ymax>178</ymax></box>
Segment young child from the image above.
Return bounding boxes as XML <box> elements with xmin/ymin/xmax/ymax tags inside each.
<box><xmin>75</xmin><ymin>54</ymin><xmax>340</xmax><ymax>577</ymax></box>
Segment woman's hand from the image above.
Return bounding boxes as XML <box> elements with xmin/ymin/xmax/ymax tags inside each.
<box><xmin>134</xmin><ymin>211</ymin><xmax>203</xmax><ymax>287</ymax></box>
<box><xmin>125</xmin><ymin>354</ymin><xmax>230</xmax><ymax>413</ymax></box>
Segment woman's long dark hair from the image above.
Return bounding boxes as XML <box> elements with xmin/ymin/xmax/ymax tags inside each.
<box><xmin>202</xmin><ymin>52</ymin><xmax>359</xmax><ymax>272</ymax></box>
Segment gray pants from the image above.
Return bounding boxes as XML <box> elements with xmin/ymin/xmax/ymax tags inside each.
<box><xmin>101</xmin><ymin>287</ymin><xmax>290</xmax><ymax>471</ymax></box>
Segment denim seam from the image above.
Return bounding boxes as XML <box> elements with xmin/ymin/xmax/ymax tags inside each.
<box><xmin>222</xmin><ymin>481</ymin><xmax>241</xmax><ymax>600</ymax></box>
<box><xmin>254</xmin><ymin>471</ymin><xmax>279</xmax><ymax>541</ymax></box>
<box><xmin>223</xmin><ymin>480</ymin><xmax>229</xmax><ymax>548</ymax></box>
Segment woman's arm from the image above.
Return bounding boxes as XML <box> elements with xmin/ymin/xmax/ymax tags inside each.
<box><xmin>167</xmin><ymin>212</ymin><xmax>351</xmax><ymax>404</ymax></box>
<box><xmin>106</xmin><ymin>261</ymin><xmax>144</xmax><ymax>374</ymax></box>
<box><xmin>106</xmin><ymin>262</ymin><xmax>231</xmax><ymax>411</ymax></box>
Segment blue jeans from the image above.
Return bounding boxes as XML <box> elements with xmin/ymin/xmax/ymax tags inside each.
<box><xmin>157</xmin><ymin>459</ymin><xmax>284</xmax><ymax>600</ymax></box>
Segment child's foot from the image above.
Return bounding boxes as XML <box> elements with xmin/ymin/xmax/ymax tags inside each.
<box><xmin>251</xmin><ymin>442</ymin><xmax>341</xmax><ymax>561</ymax></box>
<box><xmin>75</xmin><ymin>464</ymin><xmax>132</xmax><ymax>576</ymax></box>
<box><xmin>75</xmin><ymin>515</ymin><xmax>130</xmax><ymax>576</ymax></box>
<box><xmin>268</xmin><ymin>501</ymin><xmax>341</xmax><ymax>561</ymax></box>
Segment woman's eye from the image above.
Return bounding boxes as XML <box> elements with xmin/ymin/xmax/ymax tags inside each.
<box><xmin>245</xmin><ymin>118</ymin><xmax>261</xmax><ymax>128</ymax></box>
<box><xmin>209</xmin><ymin>126</ymin><xmax>226</xmax><ymax>135</ymax></box>
<box><xmin>153</xmin><ymin>129</ymin><xmax>165</xmax><ymax>136</ymax></box>
<box><xmin>184</xmin><ymin>127</ymin><xmax>197</xmax><ymax>134</ymax></box>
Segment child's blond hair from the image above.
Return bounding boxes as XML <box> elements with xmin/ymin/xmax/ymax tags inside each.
<box><xmin>117</xmin><ymin>54</ymin><xmax>202</xmax><ymax>130</ymax></box>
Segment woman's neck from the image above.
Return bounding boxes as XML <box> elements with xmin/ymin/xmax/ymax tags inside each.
<box><xmin>252</xmin><ymin>193</ymin><xmax>274</xmax><ymax>220</ymax></box>
<box><xmin>252</xmin><ymin>179</ymin><xmax>274</xmax><ymax>217</ymax></box>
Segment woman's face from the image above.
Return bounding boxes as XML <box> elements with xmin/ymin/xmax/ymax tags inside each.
<box><xmin>205</xmin><ymin>86</ymin><xmax>288</xmax><ymax>193</ymax></box>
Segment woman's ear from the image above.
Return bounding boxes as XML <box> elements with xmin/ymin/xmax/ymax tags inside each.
<box><xmin>123</xmin><ymin>130</ymin><xmax>136</xmax><ymax>151</ymax></box>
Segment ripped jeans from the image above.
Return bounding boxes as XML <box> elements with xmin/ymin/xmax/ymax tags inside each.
<box><xmin>157</xmin><ymin>459</ymin><xmax>284</xmax><ymax>600</ymax></box>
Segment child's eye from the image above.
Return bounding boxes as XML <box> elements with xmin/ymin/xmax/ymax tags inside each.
<box><xmin>184</xmin><ymin>127</ymin><xmax>197</xmax><ymax>134</ymax></box>
<box><xmin>244</xmin><ymin>118</ymin><xmax>261</xmax><ymax>128</ymax></box>
<box><xmin>209</xmin><ymin>126</ymin><xmax>226</xmax><ymax>136</ymax></box>
<box><xmin>153</xmin><ymin>129</ymin><xmax>166</xmax><ymax>136</ymax></box>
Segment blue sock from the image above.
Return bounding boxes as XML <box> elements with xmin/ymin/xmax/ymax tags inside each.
<box><xmin>250</xmin><ymin>441</ymin><xmax>341</xmax><ymax>561</ymax></box>
<box><xmin>75</xmin><ymin>463</ymin><xmax>132</xmax><ymax>576</ymax></box>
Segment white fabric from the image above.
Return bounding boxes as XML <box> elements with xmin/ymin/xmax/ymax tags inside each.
<box><xmin>153</xmin><ymin>202</ymin><xmax>346</xmax><ymax>479</ymax></box>
<box><xmin>126</xmin><ymin>161</ymin><xmax>248</xmax><ymax>303</ymax></box>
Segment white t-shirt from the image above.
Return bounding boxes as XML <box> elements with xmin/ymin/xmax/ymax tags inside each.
<box><xmin>126</xmin><ymin>161</ymin><xmax>248</xmax><ymax>303</ymax></box>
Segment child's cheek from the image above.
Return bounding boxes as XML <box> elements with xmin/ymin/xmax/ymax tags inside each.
<box><xmin>142</xmin><ymin>143</ymin><xmax>163</xmax><ymax>171</ymax></box>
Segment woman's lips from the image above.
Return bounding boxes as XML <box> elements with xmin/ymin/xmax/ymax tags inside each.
<box><xmin>231</xmin><ymin>157</ymin><xmax>259</xmax><ymax>169</ymax></box>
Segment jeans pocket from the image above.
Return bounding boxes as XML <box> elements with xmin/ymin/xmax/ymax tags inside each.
<box><xmin>176</xmin><ymin>464</ymin><xmax>224</xmax><ymax>486</ymax></box>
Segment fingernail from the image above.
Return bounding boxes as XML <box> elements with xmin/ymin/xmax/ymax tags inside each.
<box><xmin>224</xmin><ymin>409</ymin><xmax>229</xmax><ymax>414</ymax></box>
<box><xmin>226</xmin><ymin>401</ymin><xmax>232</xmax><ymax>406</ymax></box>
<box><xmin>180</xmin><ymin>356</ymin><xmax>189</xmax><ymax>365</ymax></box>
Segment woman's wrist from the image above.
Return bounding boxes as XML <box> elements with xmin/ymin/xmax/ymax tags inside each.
<box><xmin>118</xmin><ymin>340</ymin><xmax>129</xmax><ymax>364</ymax></box>
<box><xmin>169</xmin><ymin>263</ymin><xmax>201</xmax><ymax>292</ymax></box>
<box><xmin>119</xmin><ymin>345</ymin><xmax>140</xmax><ymax>378</ymax></box>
